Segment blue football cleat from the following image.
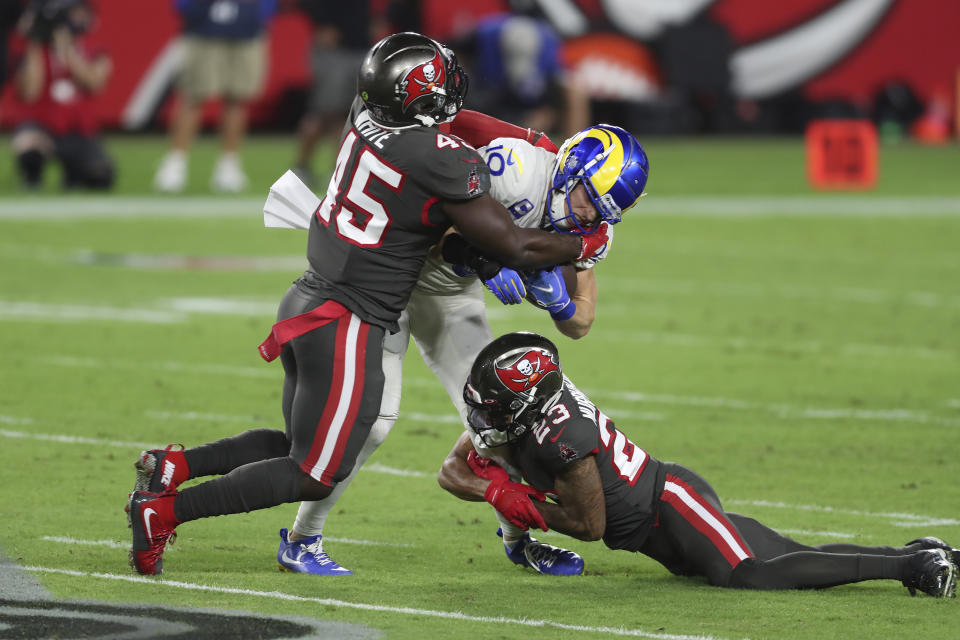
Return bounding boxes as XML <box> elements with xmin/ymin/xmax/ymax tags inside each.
<box><xmin>498</xmin><ymin>528</ymin><xmax>584</xmax><ymax>576</ymax></box>
<box><xmin>277</xmin><ymin>528</ymin><xmax>353</xmax><ymax>576</ymax></box>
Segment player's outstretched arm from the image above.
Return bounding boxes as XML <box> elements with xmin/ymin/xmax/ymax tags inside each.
<box><xmin>441</xmin><ymin>109</ymin><xmax>558</xmax><ymax>153</ymax></box>
<box><xmin>438</xmin><ymin>432</ymin><xmax>489</xmax><ymax>502</ymax></box>
<box><xmin>444</xmin><ymin>195</ymin><xmax>585</xmax><ymax>271</ymax></box>
<box><xmin>533</xmin><ymin>457</ymin><xmax>606</xmax><ymax>541</ymax></box>
<box><xmin>553</xmin><ymin>269</ymin><xmax>598</xmax><ymax>339</ymax></box>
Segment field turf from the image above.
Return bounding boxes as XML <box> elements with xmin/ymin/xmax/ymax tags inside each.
<box><xmin>0</xmin><ymin>134</ymin><xmax>958</xmax><ymax>639</ymax></box>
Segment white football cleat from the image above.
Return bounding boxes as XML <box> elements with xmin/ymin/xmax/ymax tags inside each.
<box><xmin>154</xmin><ymin>151</ymin><xmax>187</xmax><ymax>193</ymax></box>
<box><xmin>211</xmin><ymin>154</ymin><xmax>248</xmax><ymax>193</ymax></box>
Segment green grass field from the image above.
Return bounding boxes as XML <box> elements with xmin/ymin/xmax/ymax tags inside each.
<box><xmin>0</xmin><ymin>134</ymin><xmax>958</xmax><ymax>639</ymax></box>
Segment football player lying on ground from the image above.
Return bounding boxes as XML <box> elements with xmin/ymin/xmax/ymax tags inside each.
<box><xmin>437</xmin><ymin>332</ymin><xmax>959</xmax><ymax>596</ymax></box>
<box><xmin>261</xmin><ymin>115</ymin><xmax>648</xmax><ymax>575</ymax></box>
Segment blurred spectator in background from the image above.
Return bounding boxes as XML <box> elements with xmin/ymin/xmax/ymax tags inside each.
<box><xmin>154</xmin><ymin>0</ymin><xmax>277</xmax><ymax>193</ymax></box>
<box><xmin>0</xmin><ymin>1</ymin><xmax>24</xmax><ymax>105</ymax></box>
<box><xmin>459</xmin><ymin>13</ymin><xmax>588</xmax><ymax>138</ymax></box>
<box><xmin>290</xmin><ymin>0</ymin><xmax>375</xmax><ymax>188</ymax></box>
<box><xmin>10</xmin><ymin>0</ymin><xmax>114</xmax><ymax>190</ymax></box>
<box><xmin>383</xmin><ymin>0</ymin><xmax>420</xmax><ymax>35</ymax></box>
<box><xmin>872</xmin><ymin>81</ymin><xmax>923</xmax><ymax>144</ymax></box>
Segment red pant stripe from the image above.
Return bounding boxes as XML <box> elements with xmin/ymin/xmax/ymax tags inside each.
<box><xmin>662</xmin><ymin>474</ymin><xmax>753</xmax><ymax>568</ymax></box>
<box><xmin>318</xmin><ymin>320</ymin><xmax>369</xmax><ymax>485</ymax></box>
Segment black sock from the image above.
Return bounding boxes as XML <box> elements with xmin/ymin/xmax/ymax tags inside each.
<box><xmin>183</xmin><ymin>428</ymin><xmax>290</xmax><ymax>478</ymax></box>
<box><xmin>857</xmin><ymin>554</ymin><xmax>908</xmax><ymax>581</ymax></box>
<box><xmin>174</xmin><ymin>456</ymin><xmax>303</xmax><ymax>522</ymax></box>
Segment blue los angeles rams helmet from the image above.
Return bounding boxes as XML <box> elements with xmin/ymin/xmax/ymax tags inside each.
<box><xmin>546</xmin><ymin>125</ymin><xmax>649</xmax><ymax>234</ymax></box>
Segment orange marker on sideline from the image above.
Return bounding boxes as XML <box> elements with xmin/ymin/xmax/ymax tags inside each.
<box><xmin>806</xmin><ymin>119</ymin><xmax>878</xmax><ymax>190</ymax></box>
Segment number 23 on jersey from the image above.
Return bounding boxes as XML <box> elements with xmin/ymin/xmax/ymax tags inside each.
<box><xmin>540</xmin><ymin>402</ymin><xmax>649</xmax><ymax>485</ymax></box>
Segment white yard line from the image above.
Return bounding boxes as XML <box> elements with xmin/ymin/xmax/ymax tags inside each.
<box><xmin>594</xmin><ymin>329</ymin><xmax>956</xmax><ymax>361</ymax></box>
<box><xmin>41</xmin><ymin>537</ymin><xmax>129</xmax><ymax>550</ymax></box>
<box><xmin>364</xmin><ymin>463</ymin><xmax>430</xmax><ymax>478</ymax></box>
<box><xmin>2</xmin><ymin>194</ymin><xmax>960</xmax><ymax>218</ymax></box>
<box><xmin>0</xmin><ymin>197</ymin><xmax>263</xmax><ymax>218</ymax></box>
<box><xmin>725</xmin><ymin>499</ymin><xmax>960</xmax><ymax>528</ymax></box>
<box><xmin>600</xmin><ymin>279</ymin><xmax>960</xmax><ymax>312</ymax></box>
<box><xmin>0</xmin><ymin>301</ymin><xmax>185</xmax><ymax>324</ymax></box>
<box><xmin>1</xmin><ymin>428</ymin><xmax>954</xmax><ymax>529</ymax></box>
<box><xmin>42</xmin><ymin>355</ymin><xmax>277</xmax><ymax>379</ymax></box>
<box><xmin>0</xmin><ymin>428</ymin><xmax>156</xmax><ymax>450</ymax></box>
<box><xmin>2</xmin><ymin>292</ymin><xmax>950</xmax><ymax>363</ymax></box>
<box><xmin>40</xmin><ymin>535</ymin><xmax>412</xmax><ymax>550</ymax></box>
<box><xmin>775</xmin><ymin>529</ymin><xmax>857</xmax><ymax>540</ymax></box>
<box><xmin>20</xmin><ymin>566</ymin><xmax>730</xmax><ymax>640</ymax></box>
<box><xmin>30</xmin><ymin>354</ymin><xmax>959</xmax><ymax>427</ymax></box>
<box><xmin>144</xmin><ymin>410</ymin><xmax>264</xmax><ymax>424</ymax></box>
<box><xmin>585</xmin><ymin>388</ymin><xmax>960</xmax><ymax>428</ymax></box>
<box><xmin>636</xmin><ymin>196</ymin><xmax>960</xmax><ymax>217</ymax></box>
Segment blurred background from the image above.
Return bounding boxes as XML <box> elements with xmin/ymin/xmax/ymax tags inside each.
<box><xmin>0</xmin><ymin>0</ymin><xmax>957</xmax><ymax>194</ymax></box>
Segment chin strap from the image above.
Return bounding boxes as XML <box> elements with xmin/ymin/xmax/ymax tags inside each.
<box><xmin>414</xmin><ymin>113</ymin><xmax>438</xmax><ymax>127</ymax></box>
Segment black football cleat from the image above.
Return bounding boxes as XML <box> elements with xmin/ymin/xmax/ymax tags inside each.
<box><xmin>906</xmin><ymin>536</ymin><xmax>960</xmax><ymax>568</ymax></box>
<box><xmin>902</xmin><ymin>549</ymin><xmax>957</xmax><ymax>598</ymax></box>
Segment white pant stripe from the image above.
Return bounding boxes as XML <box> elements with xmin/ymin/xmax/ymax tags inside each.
<box><xmin>310</xmin><ymin>313</ymin><xmax>362</xmax><ymax>479</ymax></box>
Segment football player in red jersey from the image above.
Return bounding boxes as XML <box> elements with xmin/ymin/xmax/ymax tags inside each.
<box><xmin>124</xmin><ymin>32</ymin><xmax>611</xmax><ymax>576</ymax></box>
<box><xmin>438</xmin><ymin>332</ymin><xmax>959</xmax><ymax>597</ymax></box>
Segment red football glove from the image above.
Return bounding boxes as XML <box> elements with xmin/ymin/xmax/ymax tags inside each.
<box><xmin>467</xmin><ymin>450</ymin><xmax>510</xmax><ymax>483</ymax></box>
<box><xmin>483</xmin><ymin>478</ymin><xmax>548</xmax><ymax>531</ymax></box>
<box><xmin>526</xmin><ymin>129</ymin><xmax>558</xmax><ymax>153</ymax></box>
<box><xmin>443</xmin><ymin>109</ymin><xmax>557</xmax><ymax>153</ymax></box>
<box><xmin>577</xmin><ymin>221</ymin><xmax>611</xmax><ymax>263</ymax></box>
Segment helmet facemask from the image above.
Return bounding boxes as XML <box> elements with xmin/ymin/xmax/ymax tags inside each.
<box><xmin>464</xmin><ymin>380</ymin><xmax>560</xmax><ymax>447</ymax></box>
<box><xmin>400</xmin><ymin>45</ymin><xmax>468</xmax><ymax>126</ymax></box>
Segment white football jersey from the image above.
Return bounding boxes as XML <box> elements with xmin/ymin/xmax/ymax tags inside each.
<box><xmin>482</xmin><ymin>137</ymin><xmax>555</xmax><ymax>231</ymax></box>
<box><xmin>415</xmin><ymin>137</ymin><xmax>611</xmax><ymax>295</ymax></box>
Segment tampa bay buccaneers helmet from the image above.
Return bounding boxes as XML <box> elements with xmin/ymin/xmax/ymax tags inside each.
<box><xmin>546</xmin><ymin>124</ymin><xmax>650</xmax><ymax>234</ymax></box>
<box><xmin>358</xmin><ymin>32</ymin><xmax>469</xmax><ymax>128</ymax></box>
<box><xmin>463</xmin><ymin>332</ymin><xmax>564</xmax><ymax>447</ymax></box>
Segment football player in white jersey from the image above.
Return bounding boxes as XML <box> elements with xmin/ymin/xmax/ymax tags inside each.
<box><xmin>278</xmin><ymin>124</ymin><xmax>650</xmax><ymax>576</ymax></box>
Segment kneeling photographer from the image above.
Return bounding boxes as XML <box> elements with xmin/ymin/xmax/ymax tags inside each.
<box><xmin>11</xmin><ymin>0</ymin><xmax>114</xmax><ymax>190</ymax></box>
